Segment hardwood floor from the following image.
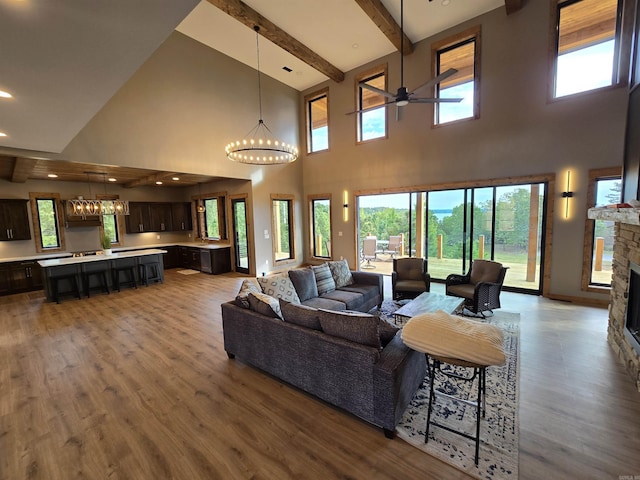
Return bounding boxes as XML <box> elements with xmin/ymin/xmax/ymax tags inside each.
<box><xmin>1</xmin><ymin>270</ymin><xmax>639</xmax><ymax>479</ymax></box>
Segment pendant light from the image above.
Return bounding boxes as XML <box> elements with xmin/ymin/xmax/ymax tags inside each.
<box><xmin>225</xmin><ymin>26</ymin><xmax>298</xmax><ymax>165</ymax></box>
<box><xmin>66</xmin><ymin>172</ymin><xmax>130</xmax><ymax>216</ymax></box>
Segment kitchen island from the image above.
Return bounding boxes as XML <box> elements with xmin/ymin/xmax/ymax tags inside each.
<box><xmin>38</xmin><ymin>249</ymin><xmax>166</xmax><ymax>302</ymax></box>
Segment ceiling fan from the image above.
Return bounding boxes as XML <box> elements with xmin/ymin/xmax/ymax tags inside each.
<box><xmin>347</xmin><ymin>0</ymin><xmax>462</xmax><ymax>115</ymax></box>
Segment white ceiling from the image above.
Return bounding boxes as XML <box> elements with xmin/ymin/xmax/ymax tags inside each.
<box><xmin>177</xmin><ymin>0</ymin><xmax>504</xmax><ymax>91</ymax></box>
<box><xmin>0</xmin><ymin>0</ymin><xmax>503</xmax><ymax>156</ymax></box>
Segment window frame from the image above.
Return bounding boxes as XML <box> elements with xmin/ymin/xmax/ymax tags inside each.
<box><xmin>305</xmin><ymin>87</ymin><xmax>330</xmax><ymax>154</ymax></box>
<box><xmin>309</xmin><ymin>194</ymin><xmax>332</xmax><ymax>260</ymax></box>
<box><xmin>549</xmin><ymin>0</ymin><xmax>630</xmax><ymax>101</ymax></box>
<box><xmin>271</xmin><ymin>194</ymin><xmax>295</xmax><ymax>266</ymax></box>
<box><xmin>431</xmin><ymin>25</ymin><xmax>482</xmax><ymax>127</ymax></box>
<box><xmin>193</xmin><ymin>191</ymin><xmax>227</xmax><ymax>241</ymax></box>
<box><xmin>581</xmin><ymin>166</ymin><xmax>621</xmax><ymax>293</ymax></box>
<box><xmin>355</xmin><ymin>64</ymin><xmax>388</xmax><ymax>144</ymax></box>
<box><xmin>29</xmin><ymin>192</ymin><xmax>65</xmax><ymax>253</ymax></box>
<box><xmin>97</xmin><ymin>193</ymin><xmax>125</xmax><ymax>247</ymax></box>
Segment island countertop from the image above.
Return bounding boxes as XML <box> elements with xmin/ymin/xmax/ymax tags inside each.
<box><xmin>37</xmin><ymin>248</ymin><xmax>167</xmax><ymax>268</ymax></box>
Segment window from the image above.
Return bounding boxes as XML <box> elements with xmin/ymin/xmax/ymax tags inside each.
<box><xmin>582</xmin><ymin>167</ymin><xmax>621</xmax><ymax>291</ymax></box>
<box><xmin>195</xmin><ymin>192</ymin><xmax>227</xmax><ymax>240</ymax></box>
<box><xmin>356</xmin><ymin>65</ymin><xmax>387</xmax><ymax>142</ymax></box>
<box><xmin>102</xmin><ymin>214</ymin><xmax>119</xmax><ymax>244</ymax></box>
<box><xmin>552</xmin><ymin>0</ymin><xmax>621</xmax><ymax>98</ymax></box>
<box><xmin>29</xmin><ymin>192</ymin><xmax>65</xmax><ymax>253</ymax></box>
<box><xmin>305</xmin><ymin>88</ymin><xmax>329</xmax><ymax>153</ymax></box>
<box><xmin>310</xmin><ymin>195</ymin><xmax>332</xmax><ymax>258</ymax></box>
<box><xmin>272</xmin><ymin>194</ymin><xmax>294</xmax><ymax>263</ymax></box>
<box><xmin>432</xmin><ymin>26</ymin><xmax>481</xmax><ymax>125</ymax></box>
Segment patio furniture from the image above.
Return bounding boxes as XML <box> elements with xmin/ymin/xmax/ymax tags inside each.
<box><xmin>445</xmin><ymin>259</ymin><xmax>508</xmax><ymax>317</ymax></box>
<box><xmin>392</xmin><ymin>257</ymin><xmax>430</xmax><ymax>300</ymax></box>
<box><xmin>387</xmin><ymin>235</ymin><xmax>403</xmax><ymax>258</ymax></box>
<box><xmin>362</xmin><ymin>237</ymin><xmax>378</xmax><ymax>269</ymax></box>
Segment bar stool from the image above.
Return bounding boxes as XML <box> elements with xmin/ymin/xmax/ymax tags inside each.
<box><xmin>83</xmin><ymin>269</ymin><xmax>110</xmax><ymax>297</ymax></box>
<box><xmin>113</xmin><ymin>264</ymin><xmax>137</xmax><ymax>292</ymax></box>
<box><xmin>401</xmin><ymin>310</ymin><xmax>506</xmax><ymax>466</ymax></box>
<box><xmin>51</xmin><ymin>273</ymin><xmax>81</xmax><ymax>304</ymax></box>
<box><xmin>138</xmin><ymin>261</ymin><xmax>162</xmax><ymax>286</ymax></box>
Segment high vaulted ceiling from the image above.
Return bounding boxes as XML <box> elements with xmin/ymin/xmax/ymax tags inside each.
<box><xmin>0</xmin><ymin>0</ymin><xmax>521</xmax><ymax>186</ymax></box>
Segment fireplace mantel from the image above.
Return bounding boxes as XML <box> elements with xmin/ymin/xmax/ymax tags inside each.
<box><xmin>588</xmin><ymin>207</ymin><xmax>640</xmax><ymax>225</ymax></box>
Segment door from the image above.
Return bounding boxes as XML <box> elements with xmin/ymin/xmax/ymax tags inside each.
<box><xmin>231</xmin><ymin>197</ymin><xmax>249</xmax><ymax>274</ymax></box>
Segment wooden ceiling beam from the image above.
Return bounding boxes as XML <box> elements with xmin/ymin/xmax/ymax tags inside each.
<box><xmin>123</xmin><ymin>172</ymin><xmax>176</xmax><ymax>188</ymax></box>
<box><xmin>205</xmin><ymin>0</ymin><xmax>345</xmax><ymax>83</ymax></box>
<box><xmin>11</xmin><ymin>157</ymin><xmax>38</xmax><ymax>183</ymax></box>
<box><xmin>505</xmin><ymin>0</ymin><xmax>523</xmax><ymax>15</ymax></box>
<box><xmin>354</xmin><ymin>0</ymin><xmax>413</xmax><ymax>55</ymax></box>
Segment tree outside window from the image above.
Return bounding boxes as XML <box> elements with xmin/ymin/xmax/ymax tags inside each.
<box><xmin>310</xmin><ymin>196</ymin><xmax>331</xmax><ymax>258</ymax></box>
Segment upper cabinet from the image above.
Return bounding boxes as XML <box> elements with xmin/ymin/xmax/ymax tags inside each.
<box><xmin>0</xmin><ymin>199</ymin><xmax>31</xmax><ymax>241</ymax></box>
<box><xmin>126</xmin><ymin>202</ymin><xmax>192</xmax><ymax>233</ymax></box>
<box><xmin>171</xmin><ymin>202</ymin><xmax>192</xmax><ymax>231</ymax></box>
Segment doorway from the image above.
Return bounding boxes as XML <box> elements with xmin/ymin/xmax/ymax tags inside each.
<box><xmin>231</xmin><ymin>197</ymin><xmax>249</xmax><ymax>274</ymax></box>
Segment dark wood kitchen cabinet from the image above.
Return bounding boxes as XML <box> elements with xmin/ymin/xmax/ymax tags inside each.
<box><xmin>148</xmin><ymin>203</ymin><xmax>172</xmax><ymax>232</ymax></box>
<box><xmin>0</xmin><ymin>199</ymin><xmax>31</xmax><ymax>241</ymax></box>
<box><xmin>179</xmin><ymin>247</ymin><xmax>201</xmax><ymax>271</ymax></box>
<box><xmin>125</xmin><ymin>202</ymin><xmax>151</xmax><ymax>233</ymax></box>
<box><xmin>0</xmin><ymin>260</ymin><xmax>43</xmax><ymax>296</ymax></box>
<box><xmin>171</xmin><ymin>202</ymin><xmax>192</xmax><ymax>231</ymax></box>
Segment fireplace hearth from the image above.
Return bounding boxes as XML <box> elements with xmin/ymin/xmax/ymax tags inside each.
<box><xmin>625</xmin><ymin>262</ymin><xmax>640</xmax><ymax>356</ymax></box>
<box><xmin>588</xmin><ymin>207</ymin><xmax>640</xmax><ymax>391</ymax></box>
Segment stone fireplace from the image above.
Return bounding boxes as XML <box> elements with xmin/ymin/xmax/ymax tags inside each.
<box><xmin>588</xmin><ymin>208</ymin><xmax>640</xmax><ymax>391</ymax></box>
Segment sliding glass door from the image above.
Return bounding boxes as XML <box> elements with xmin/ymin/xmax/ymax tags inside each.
<box><xmin>355</xmin><ymin>181</ymin><xmax>547</xmax><ymax>293</ymax></box>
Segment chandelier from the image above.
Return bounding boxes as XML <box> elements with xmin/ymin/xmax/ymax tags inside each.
<box><xmin>66</xmin><ymin>173</ymin><xmax>130</xmax><ymax>216</ymax></box>
<box><xmin>225</xmin><ymin>26</ymin><xmax>298</xmax><ymax>165</ymax></box>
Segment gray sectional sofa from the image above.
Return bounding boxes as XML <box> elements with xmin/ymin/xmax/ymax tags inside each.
<box><xmin>221</xmin><ymin>261</ymin><xmax>427</xmax><ymax>437</ymax></box>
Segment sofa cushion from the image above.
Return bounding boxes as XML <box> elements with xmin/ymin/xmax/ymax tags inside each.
<box><xmin>248</xmin><ymin>292</ymin><xmax>283</xmax><ymax>320</ymax></box>
<box><xmin>288</xmin><ymin>268</ymin><xmax>319</xmax><ymax>302</ymax></box>
<box><xmin>258</xmin><ymin>272</ymin><xmax>301</xmax><ymax>304</ymax></box>
<box><xmin>301</xmin><ymin>296</ymin><xmax>347</xmax><ymax>311</ymax></box>
<box><xmin>320</xmin><ymin>289</ymin><xmax>365</xmax><ymax>311</ymax></box>
<box><xmin>235</xmin><ymin>278</ymin><xmax>262</xmax><ymax>308</ymax></box>
<box><xmin>338</xmin><ymin>284</ymin><xmax>379</xmax><ymax>305</ymax></box>
<box><xmin>328</xmin><ymin>259</ymin><xmax>354</xmax><ymax>288</ymax></box>
<box><xmin>318</xmin><ymin>309</ymin><xmax>381</xmax><ymax>349</ymax></box>
<box><xmin>279</xmin><ymin>298</ymin><xmax>321</xmax><ymax>330</ymax></box>
<box><xmin>312</xmin><ymin>263</ymin><xmax>336</xmax><ymax>295</ymax></box>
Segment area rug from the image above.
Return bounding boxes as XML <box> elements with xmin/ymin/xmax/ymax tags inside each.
<box><xmin>176</xmin><ymin>269</ymin><xmax>200</xmax><ymax>275</ymax></box>
<box><xmin>377</xmin><ymin>300</ymin><xmax>520</xmax><ymax>480</ymax></box>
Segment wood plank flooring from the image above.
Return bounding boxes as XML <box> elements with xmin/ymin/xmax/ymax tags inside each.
<box><xmin>1</xmin><ymin>270</ymin><xmax>639</xmax><ymax>479</ymax></box>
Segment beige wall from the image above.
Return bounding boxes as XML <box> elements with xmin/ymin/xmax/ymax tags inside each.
<box><xmin>298</xmin><ymin>4</ymin><xmax>627</xmax><ymax>301</ymax></box>
<box><xmin>1</xmin><ymin>3</ymin><xmax>628</xmax><ymax>302</ymax></box>
<box><xmin>60</xmin><ymin>32</ymin><xmax>304</xmax><ymax>275</ymax></box>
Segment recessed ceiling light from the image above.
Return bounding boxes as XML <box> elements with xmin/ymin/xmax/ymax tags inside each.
<box><xmin>47</xmin><ymin>174</ymin><xmax>58</xmax><ymax>178</ymax></box>
<box><xmin>442</xmin><ymin>0</ymin><xmax>450</xmax><ymax>5</ymax></box>
<box><xmin>108</xmin><ymin>177</ymin><xmax>117</xmax><ymax>182</ymax></box>
<box><xmin>0</xmin><ymin>132</ymin><xmax>7</xmax><ymax>137</ymax></box>
<box><xmin>156</xmin><ymin>181</ymin><xmax>163</xmax><ymax>185</ymax></box>
<box><xmin>172</xmin><ymin>177</ymin><xmax>180</xmax><ymax>181</ymax></box>
<box><xmin>0</xmin><ymin>90</ymin><xmax>12</xmax><ymax>99</ymax></box>
<box><xmin>352</xmin><ymin>43</ymin><xmax>359</xmax><ymax>49</ymax></box>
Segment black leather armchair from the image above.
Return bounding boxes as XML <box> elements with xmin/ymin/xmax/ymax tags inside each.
<box><xmin>392</xmin><ymin>257</ymin><xmax>431</xmax><ymax>300</ymax></box>
<box><xmin>445</xmin><ymin>259</ymin><xmax>508</xmax><ymax>316</ymax></box>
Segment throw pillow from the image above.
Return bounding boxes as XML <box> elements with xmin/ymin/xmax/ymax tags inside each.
<box><xmin>279</xmin><ymin>298</ymin><xmax>322</xmax><ymax>330</ymax></box>
<box><xmin>247</xmin><ymin>292</ymin><xmax>283</xmax><ymax>320</ymax></box>
<box><xmin>288</xmin><ymin>268</ymin><xmax>319</xmax><ymax>302</ymax></box>
<box><xmin>257</xmin><ymin>272</ymin><xmax>301</xmax><ymax>304</ymax></box>
<box><xmin>235</xmin><ymin>278</ymin><xmax>261</xmax><ymax>308</ymax></box>
<box><xmin>378</xmin><ymin>318</ymin><xmax>399</xmax><ymax>347</ymax></box>
<box><xmin>318</xmin><ymin>309</ymin><xmax>381</xmax><ymax>349</ymax></box>
<box><xmin>311</xmin><ymin>263</ymin><xmax>336</xmax><ymax>295</ymax></box>
<box><xmin>328</xmin><ymin>259</ymin><xmax>354</xmax><ymax>288</ymax></box>
<box><xmin>401</xmin><ymin>310</ymin><xmax>506</xmax><ymax>366</ymax></box>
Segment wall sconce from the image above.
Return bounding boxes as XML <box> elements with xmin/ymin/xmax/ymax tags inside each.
<box><xmin>343</xmin><ymin>190</ymin><xmax>349</xmax><ymax>222</ymax></box>
<box><xmin>562</xmin><ymin>170</ymin><xmax>573</xmax><ymax>219</ymax></box>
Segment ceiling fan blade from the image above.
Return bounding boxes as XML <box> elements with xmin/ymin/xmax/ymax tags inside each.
<box><xmin>409</xmin><ymin>97</ymin><xmax>463</xmax><ymax>103</ymax></box>
<box><xmin>345</xmin><ymin>99</ymin><xmax>397</xmax><ymax>115</ymax></box>
<box><xmin>409</xmin><ymin>68</ymin><xmax>459</xmax><ymax>96</ymax></box>
<box><xmin>359</xmin><ymin>82</ymin><xmax>396</xmax><ymax>100</ymax></box>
